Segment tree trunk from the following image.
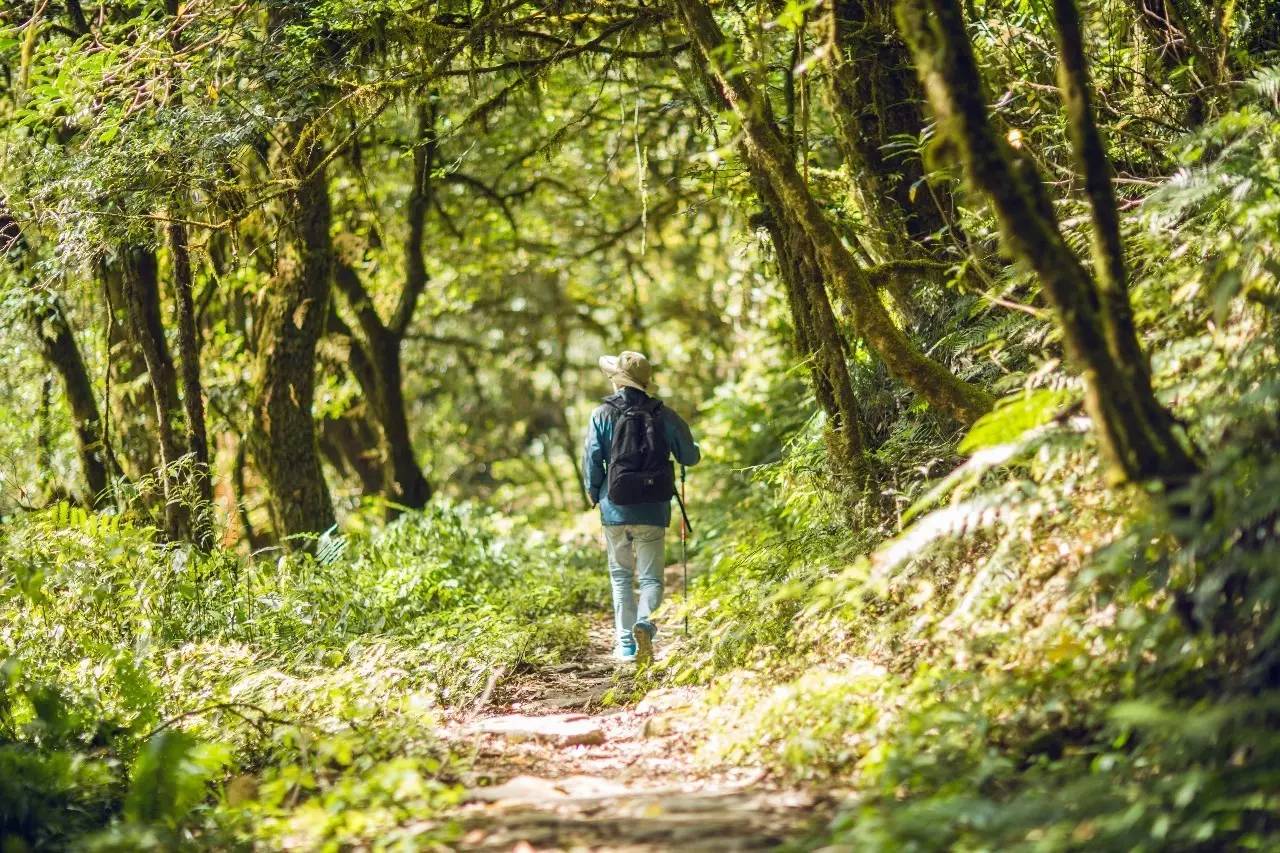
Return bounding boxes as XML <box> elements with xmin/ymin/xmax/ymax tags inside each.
<box><xmin>827</xmin><ymin>0</ymin><xmax>952</xmax><ymax>249</ymax></box>
<box><xmin>230</xmin><ymin>436</ymin><xmax>268</xmax><ymax>552</ymax></box>
<box><xmin>30</xmin><ymin>296</ymin><xmax>114</xmax><ymax>504</ymax></box>
<box><xmin>251</xmin><ymin>144</ymin><xmax>337</xmax><ymax>543</ymax></box>
<box><xmin>682</xmin><ymin>9</ymin><xmax>869</xmax><ymax>479</ymax></box>
<box><xmin>756</xmin><ymin>178</ymin><xmax>868</xmax><ymax>483</ymax></box>
<box><xmin>0</xmin><ymin>206</ymin><xmax>115</xmax><ymax>504</ymax></box>
<box><xmin>37</xmin><ymin>375</ymin><xmax>53</xmax><ymax>492</ymax></box>
<box><xmin>328</xmin><ymin>104</ymin><xmax>437</xmax><ymax>514</ymax></box>
<box><xmin>897</xmin><ymin>0</ymin><xmax>1199</xmax><ymax>485</ymax></box>
<box><xmin>159</xmin><ymin>0</ymin><xmax>214</xmax><ymax>548</ymax></box>
<box><xmin>332</xmin><ymin>262</ymin><xmax>432</xmax><ymax>512</ymax></box>
<box><xmin>122</xmin><ymin>244</ymin><xmax>191</xmax><ymax>540</ymax></box>
<box><xmin>101</xmin><ymin>260</ymin><xmax>159</xmax><ymax>479</ymax></box>
<box><xmin>373</xmin><ymin>332</ymin><xmax>431</xmax><ymax>510</ymax></box>
<box><xmin>65</xmin><ymin>0</ymin><xmax>89</xmax><ymax>34</ymax></box>
<box><xmin>1056</xmin><ymin>0</ymin><xmax>1148</xmax><ymax>385</ymax></box>
<box><xmin>168</xmin><ymin>222</ymin><xmax>215</xmax><ymax>549</ymax></box>
<box><xmin>319</xmin><ymin>410</ymin><xmax>388</xmax><ymax>498</ymax></box>
<box><xmin>675</xmin><ymin>0</ymin><xmax>992</xmax><ymax>426</ymax></box>
<box><xmin>384</xmin><ymin>104</ymin><xmax>436</xmax><ymax>510</ymax></box>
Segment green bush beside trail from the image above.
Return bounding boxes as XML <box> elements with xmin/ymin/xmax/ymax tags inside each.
<box><xmin>0</xmin><ymin>503</ymin><xmax>605</xmax><ymax>849</ymax></box>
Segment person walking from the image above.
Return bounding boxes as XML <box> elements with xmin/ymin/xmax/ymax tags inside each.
<box><xmin>583</xmin><ymin>350</ymin><xmax>701</xmax><ymax>663</ymax></box>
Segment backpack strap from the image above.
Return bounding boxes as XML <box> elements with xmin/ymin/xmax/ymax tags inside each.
<box><xmin>600</xmin><ymin>393</ymin><xmax>662</xmax><ymax>414</ymax></box>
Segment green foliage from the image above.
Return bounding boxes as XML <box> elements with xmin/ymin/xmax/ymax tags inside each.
<box><xmin>124</xmin><ymin>732</ymin><xmax>231</xmax><ymax>827</ymax></box>
<box><xmin>957</xmin><ymin>388</ymin><xmax>1074</xmax><ymax>454</ymax></box>
<box><xmin>643</xmin><ymin>77</ymin><xmax>1280</xmax><ymax>852</ymax></box>
<box><xmin>4</xmin><ymin>0</ymin><xmax>1280</xmax><ymax>848</ymax></box>
<box><xmin>0</xmin><ymin>503</ymin><xmax>604</xmax><ymax>847</ymax></box>
<box><xmin>0</xmin><ymin>746</ymin><xmax>117</xmax><ymax>847</ymax></box>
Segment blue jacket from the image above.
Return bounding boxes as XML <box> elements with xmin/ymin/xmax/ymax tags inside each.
<box><xmin>583</xmin><ymin>387</ymin><xmax>701</xmax><ymax>527</ymax></box>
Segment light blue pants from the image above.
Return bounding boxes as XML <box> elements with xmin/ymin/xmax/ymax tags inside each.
<box><xmin>603</xmin><ymin>524</ymin><xmax>666</xmax><ymax>647</ymax></box>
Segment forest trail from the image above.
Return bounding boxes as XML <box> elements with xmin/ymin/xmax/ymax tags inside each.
<box><xmin>437</xmin><ymin>570</ymin><xmax>828</xmax><ymax>851</ymax></box>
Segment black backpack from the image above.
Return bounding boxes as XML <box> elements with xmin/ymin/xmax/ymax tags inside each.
<box><xmin>605</xmin><ymin>395</ymin><xmax>675</xmax><ymax>505</ymax></box>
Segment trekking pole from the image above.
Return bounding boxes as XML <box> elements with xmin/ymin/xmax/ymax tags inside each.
<box><xmin>680</xmin><ymin>464</ymin><xmax>689</xmax><ymax>637</ymax></box>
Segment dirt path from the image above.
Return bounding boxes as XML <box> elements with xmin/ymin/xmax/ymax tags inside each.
<box><xmin>437</xmin><ymin>619</ymin><xmax>828</xmax><ymax>851</ymax></box>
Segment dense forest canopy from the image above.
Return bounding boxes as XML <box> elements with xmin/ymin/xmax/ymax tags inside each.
<box><xmin>3</xmin><ymin>0</ymin><xmax>1280</xmax><ymax>848</ymax></box>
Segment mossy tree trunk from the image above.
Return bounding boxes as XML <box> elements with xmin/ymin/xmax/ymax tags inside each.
<box><xmin>680</xmin><ymin>10</ymin><xmax>869</xmax><ymax>480</ymax></box>
<box><xmin>755</xmin><ymin>178</ymin><xmax>868</xmax><ymax>484</ymax></box>
<box><xmin>897</xmin><ymin>0</ymin><xmax>1199</xmax><ymax>486</ymax></box>
<box><xmin>674</xmin><ymin>0</ymin><xmax>992</xmax><ymax>427</ymax></box>
<box><xmin>251</xmin><ymin>142</ymin><xmax>337</xmax><ymax>543</ymax></box>
<box><xmin>31</xmin><ymin>296</ymin><xmax>115</xmax><ymax>504</ymax></box>
<box><xmin>827</xmin><ymin>0</ymin><xmax>952</xmax><ymax>250</ymax></box>
<box><xmin>102</xmin><ymin>260</ymin><xmax>159</xmax><ymax>479</ymax></box>
<box><xmin>160</xmin><ymin>0</ymin><xmax>213</xmax><ymax>548</ymax></box>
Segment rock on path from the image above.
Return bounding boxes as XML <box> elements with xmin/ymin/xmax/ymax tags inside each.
<box><xmin>469</xmin><ymin>713</ymin><xmax>606</xmax><ymax>747</ymax></box>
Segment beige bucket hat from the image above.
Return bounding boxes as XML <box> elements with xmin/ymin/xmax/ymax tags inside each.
<box><xmin>598</xmin><ymin>350</ymin><xmax>652</xmax><ymax>391</ymax></box>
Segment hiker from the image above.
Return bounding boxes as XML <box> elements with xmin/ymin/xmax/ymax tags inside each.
<box><xmin>583</xmin><ymin>350</ymin><xmax>701</xmax><ymax>663</ymax></box>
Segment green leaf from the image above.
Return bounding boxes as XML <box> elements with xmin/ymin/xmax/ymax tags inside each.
<box><xmin>125</xmin><ymin>731</ymin><xmax>231</xmax><ymax>827</ymax></box>
<box><xmin>958</xmin><ymin>388</ymin><xmax>1073</xmax><ymax>454</ymax></box>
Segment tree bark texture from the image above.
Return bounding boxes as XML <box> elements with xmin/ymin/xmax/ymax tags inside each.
<box><xmin>755</xmin><ymin>178</ymin><xmax>868</xmax><ymax>482</ymax></box>
<box><xmin>897</xmin><ymin>0</ymin><xmax>1199</xmax><ymax>485</ymax></box>
<box><xmin>122</xmin><ymin>244</ymin><xmax>191</xmax><ymax>539</ymax></box>
<box><xmin>154</xmin><ymin>0</ymin><xmax>213</xmax><ymax>547</ymax></box>
<box><xmin>168</xmin><ymin>221</ymin><xmax>215</xmax><ymax>549</ymax></box>
<box><xmin>251</xmin><ymin>144</ymin><xmax>337</xmax><ymax>543</ymax></box>
<box><xmin>827</xmin><ymin>0</ymin><xmax>951</xmax><ymax>248</ymax></box>
<box><xmin>102</xmin><ymin>259</ymin><xmax>160</xmax><ymax>479</ymax></box>
<box><xmin>674</xmin><ymin>0</ymin><xmax>992</xmax><ymax>426</ymax></box>
<box><xmin>32</xmin><ymin>297</ymin><xmax>114</xmax><ymax>503</ymax></box>
<box><xmin>1055</xmin><ymin>0</ymin><xmax>1148</xmax><ymax>386</ymax></box>
<box><xmin>679</xmin><ymin>12</ymin><xmax>869</xmax><ymax>478</ymax></box>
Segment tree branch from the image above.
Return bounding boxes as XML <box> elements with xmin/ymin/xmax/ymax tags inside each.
<box><xmin>391</xmin><ymin>103</ymin><xmax>437</xmax><ymax>338</ymax></box>
<box><xmin>675</xmin><ymin>0</ymin><xmax>992</xmax><ymax>425</ymax></box>
<box><xmin>442</xmin><ymin>172</ymin><xmax>522</xmax><ymax>240</ymax></box>
<box><xmin>333</xmin><ymin>259</ymin><xmax>389</xmax><ymax>350</ymax></box>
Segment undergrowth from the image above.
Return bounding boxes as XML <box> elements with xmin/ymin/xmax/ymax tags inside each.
<box><xmin>647</xmin><ymin>80</ymin><xmax>1280</xmax><ymax>851</ymax></box>
<box><xmin>0</xmin><ymin>502</ymin><xmax>605</xmax><ymax>849</ymax></box>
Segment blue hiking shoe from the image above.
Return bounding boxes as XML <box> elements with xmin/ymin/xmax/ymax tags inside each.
<box><xmin>632</xmin><ymin>621</ymin><xmax>655</xmax><ymax>665</ymax></box>
<box><xmin>613</xmin><ymin>642</ymin><xmax>637</xmax><ymax>662</ymax></box>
